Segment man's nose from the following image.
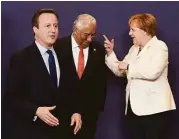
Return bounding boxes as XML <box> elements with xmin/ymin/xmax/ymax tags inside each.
<box><xmin>87</xmin><ymin>36</ymin><xmax>92</xmax><ymax>42</ymax></box>
<box><xmin>51</xmin><ymin>26</ymin><xmax>56</xmax><ymax>32</ymax></box>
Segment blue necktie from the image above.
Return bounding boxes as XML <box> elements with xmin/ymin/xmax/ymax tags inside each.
<box><xmin>47</xmin><ymin>50</ymin><xmax>57</xmax><ymax>87</ymax></box>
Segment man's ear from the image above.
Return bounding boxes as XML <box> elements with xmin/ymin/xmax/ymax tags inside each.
<box><xmin>73</xmin><ymin>27</ymin><xmax>77</xmax><ymax>35</ymax></box>
<box><xmin>33</xmin><ymin>26</ymin><xmax>38</xmax><ymax>34</ymax></box>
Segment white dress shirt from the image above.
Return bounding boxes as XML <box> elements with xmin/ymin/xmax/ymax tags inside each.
<box><xmin>71</xmin><ymin>34</ymin><xmax>89</xmax><ymax>71</ymax></box>
<box><xmin>35</xmin><ymin>41</ymin><xmax>60</xmax><ymax>87</ymax></box>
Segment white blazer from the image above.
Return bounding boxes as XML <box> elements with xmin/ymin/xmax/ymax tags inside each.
<box><xmin>105</xmin><ymin>36</ymin><xmax>176</xmax><ymax>116</ymax></box>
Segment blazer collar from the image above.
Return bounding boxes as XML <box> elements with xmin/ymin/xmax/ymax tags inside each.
<box><xmin>143</xmin><ymin>36</ymin><xmax>158</xmax><ymax>49</ymax></box>
<box><xmin>136</xmin><ymin>36</ymin><xmax>158</xmax><ymax>58</ymax></box>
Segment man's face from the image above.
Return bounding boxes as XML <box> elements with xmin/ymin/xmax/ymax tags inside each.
<box><xmin>129</xmin><ymin>21</ymin><xmax>146</xmax><ymax>46</ymax></box>
<box><xmin>74</xmin><ymin>23</ymin><xmax>96</xmax><ymax>48</ymax></box>
<box><xmin>33</xmin><ymin>13</ymin><xmax>59</xmax><ymax>48</ymax></box>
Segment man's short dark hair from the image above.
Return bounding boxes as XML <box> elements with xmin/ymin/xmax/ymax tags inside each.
<box><xmin>32</xmin><ymin>8</ymin><xmax>59</xmax><ymax>28</ymax></box>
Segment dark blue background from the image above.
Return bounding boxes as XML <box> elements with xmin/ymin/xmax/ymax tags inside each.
<box><xmin>2</xmin><ymin>1</ymin><xmax>179</xmax><ymax>139</ymax></box>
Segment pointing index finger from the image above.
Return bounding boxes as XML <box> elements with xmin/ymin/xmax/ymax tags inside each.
<box><xmin>103</xmin><ymin>35</ymin><xmax>109</xmax><ymax>41</ymax></box>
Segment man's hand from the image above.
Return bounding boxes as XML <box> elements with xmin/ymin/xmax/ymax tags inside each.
<box><xmin>71</xmin><ymin>113</ymin><xmax>82</xmax><ymax>135</ymax></box>
<box><xmin>36</xmin><ymin>106</ymin><xmax>59</xmax><ymax>126</ymax></box>
<box><xmin>103</xmin><ymin>35</ymin><xmax>114</xmax><ymax>56</ymax></box>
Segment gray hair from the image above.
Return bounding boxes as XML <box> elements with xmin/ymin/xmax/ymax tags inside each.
<box><xmin>73</xmin><ymin>14</ymin><xmax>96</xmax><ymax>31</ymax></box>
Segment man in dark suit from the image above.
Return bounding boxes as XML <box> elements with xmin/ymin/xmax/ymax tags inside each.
<box><xmin>2</xmin><ymin>8</ymin><xmax>81</xmax><ymax>139</ymax></box>
<box><xmin>54</xmin><ymin>14</ymin><xmax>107</xmax><ymax>139</ymax></box>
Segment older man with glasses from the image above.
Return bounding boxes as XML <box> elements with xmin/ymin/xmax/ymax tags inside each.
<box><xmin>54</xmin><ymin>14</ymin><xmax>107</xmax><ymax>139</ymax></box>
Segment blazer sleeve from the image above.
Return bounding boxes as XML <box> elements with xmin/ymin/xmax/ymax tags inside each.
<box><xmin>5</xmin><ymin>53</ymin><xmax>38</xmax><ymax>121</ymax></box>
<box><xmin>128</xmin><ymin>42</ymin><xmax>168</xmax><ymax>80</ymax></box>
<box><xmin>105</xmin><ymin>52</ymin><xmax>125</xmax><ymax>77</ymax></box>
<box><xmin>105</xmin><ymin>46</ymin><xmax>134</xmax><ymax>77</ymax></box>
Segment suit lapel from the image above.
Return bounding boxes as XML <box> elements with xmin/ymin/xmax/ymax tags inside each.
<box><xmin>31</xmin><ymin>43</ymin><xmax>58</xmax><ymax>89</ymax></box>
<box><xmin>67</xmin><ymin>37</ymin><xmax>93</xmax><ymax>80</ymax></box>
<box><xmin>66</xmin><ymin>38</ymin><xmax>80</xmax><ymax>80</ymax></box>
<box><xmin>67</xmin><ymin>38</ymin><xmax>97</xmax><ymax>80</ymax></box>
<box><xmin>127</xmin><ymin>45</ymin><xmax>151</xmax><ymax>64</ymax></box>
<box><xmin>81</xmin><ymin>44</ymin><xmax>96</xmax><ymax>79</ymax></box>
<box><xmin>136</xmin><ymin>37</ymin><xmax>157</xmax><ymax>60</ymax></box>
<box><xmin>136</xmin><ymin>45</ymin><xmax>151</xmax><ymax>59</ymax></box>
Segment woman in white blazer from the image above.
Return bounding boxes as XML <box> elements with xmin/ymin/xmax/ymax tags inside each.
<box><xmin>104</xmin><ymin>13</ymin><xmax>176</xmax><ymax>139</ymax></box>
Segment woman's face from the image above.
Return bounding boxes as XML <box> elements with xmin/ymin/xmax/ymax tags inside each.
<box><xmin>129</xmin><ymin>21</ymin><xmax>146</xmax><ymax>46</ymax></box>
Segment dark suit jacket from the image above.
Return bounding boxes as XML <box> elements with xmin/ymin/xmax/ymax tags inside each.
<box><xmin>54</xmin><ymin>36</ymin><xmax>107</xmax><ymax>118</ymax></box>
<box><xmin>2</xmin><ymin>43</ymin><xmax>70</xmax><ymax>139</ymax></box>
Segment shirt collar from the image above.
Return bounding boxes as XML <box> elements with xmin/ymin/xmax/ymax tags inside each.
<box><xmin>35</xmin><ymin>41</ymin><xmax>55</xmax><ymax>55</ymax></box>
<box><xmin>71</xmin><ymin>34</ymin><xmax>79</xmax><ymax>49</ymax></box>
<box><xmin>71</xmin><ymin>34</ymin><xmax>89</xmax><ymax>51</ymax></box>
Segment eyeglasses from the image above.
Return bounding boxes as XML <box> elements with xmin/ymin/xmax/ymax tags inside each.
<box><xmin>83</xmin><ymin>32</ymin><xmax>96</xmax><ymax>39</ymax></box>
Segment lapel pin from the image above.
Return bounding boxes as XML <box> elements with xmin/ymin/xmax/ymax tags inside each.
<box><xmin>93</xmin><ymin>48</ymin><xmax>96</xmax><ymax>51</ymax></box>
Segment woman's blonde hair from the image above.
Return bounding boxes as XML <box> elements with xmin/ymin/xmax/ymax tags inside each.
<box><xmin>128</xmin><ymin>13</ymin><xmax>157</xmax><ymax>36</ymax></box>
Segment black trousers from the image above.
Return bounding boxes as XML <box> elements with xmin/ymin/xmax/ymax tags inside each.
<box><xmin>72</xmin><ymin>113</ymin><xmax>98</xmax><ymax>139</ymax></box>
<box><xmin>126</xmin><ymin>101</ymin><xmax>172</xmax><ymax>139</ymax></box>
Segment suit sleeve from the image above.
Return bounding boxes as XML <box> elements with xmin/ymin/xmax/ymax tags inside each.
<box><xmin>128</xmin><ymin>42</ymin><xmax>168</xmax><ymax>80</ymax></box>
<box><xmin>97</xmin><ymin>48</ymin><xmax>107</xmax><ymax>112</ymax></box>
<box><xmin>5</xmin><ymin>53</ymin><xmax>38</xmax><ymax>121</ymax></box>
